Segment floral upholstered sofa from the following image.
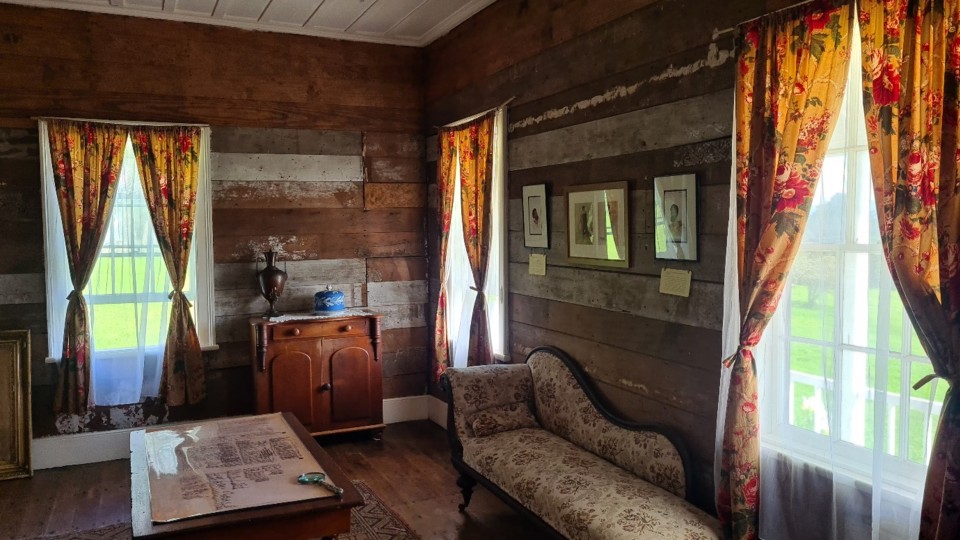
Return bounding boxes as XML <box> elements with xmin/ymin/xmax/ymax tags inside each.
<box><xmin>441</xmin><ymin>346</ymin><xmax>721</xmax><ymax>539</ymax></box>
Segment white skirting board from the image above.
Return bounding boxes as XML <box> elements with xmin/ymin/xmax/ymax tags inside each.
<box><xmin>32</xmin><ymin>395</ymin><xmax>450</xmax><ymax>470</ymax></box>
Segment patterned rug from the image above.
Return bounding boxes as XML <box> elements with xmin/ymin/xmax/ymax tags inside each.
<box><xmin>33</xmin><ymin>480</ymin><xmax>419</xmax><ymax>540</ymax></box>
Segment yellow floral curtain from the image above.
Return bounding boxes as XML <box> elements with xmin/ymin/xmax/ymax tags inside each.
<box><xmin>48</xmin><ymin>120</ymin><xmax>128</xmax><ymax>415</ymax></box>
<box><xmin>130</xmin><ymin>126</ymin><xmax>205</xmax><ymax>406</ymax></box>
<box><xmin>433</xmin><ymin>112</ymin><xmax>497</xmax><ymax>379</ymax></box>
<box><xmin>458</xmin><ymin>113</ymin><xmax>495</xmax><ymax>367</ymax></box>
<box><xmin>858</xmin><ymin>1</ymin><xmax>960</xmax><ymax>537</ymax></box>
<box><xmin>720</xmin><ymin>3</ymin><xmax>852</xmax><ymax>538</ymax></box>
<box><xmin>433</xmin><ymin>129</ymin><xmax>459</xmax><ymax>381</ymax></box>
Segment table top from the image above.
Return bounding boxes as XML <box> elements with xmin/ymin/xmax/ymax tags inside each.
<box><xmin>130</xmin><ymin>412</ymin><xmax>362</xmax><ymax>538</ymax></box>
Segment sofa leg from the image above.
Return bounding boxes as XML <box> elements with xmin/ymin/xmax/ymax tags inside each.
<box><xmin>456</xmin><ymin>473</ymin><xmax>476</xmax><ymax>512</ymax></box>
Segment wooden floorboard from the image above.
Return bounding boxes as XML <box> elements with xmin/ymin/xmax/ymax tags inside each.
<box><xmin>0</xmin><ymin>421</ymin><xmax>538</xmax><ymax>539</ymax></box>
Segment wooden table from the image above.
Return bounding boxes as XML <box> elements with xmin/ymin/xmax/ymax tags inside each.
<box><xmin>130</xmin><ymin>412</ymin><xmax>363</xmax><ymax>539</ymax></box>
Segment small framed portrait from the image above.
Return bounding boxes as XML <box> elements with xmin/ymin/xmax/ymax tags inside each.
<box><xmin>565</xmin><ymin>181</ymin><xmax>629</xmax><ymax>268</ymax></box>
<box><xmin>654</xmin><ymin>174</ymin><xmax>698</xmax><ymax>261</ymax></box>
<box><xmin>522</xmin><ymin>184</ymin><xmax>549</xmax><ymax>248</ymax></box>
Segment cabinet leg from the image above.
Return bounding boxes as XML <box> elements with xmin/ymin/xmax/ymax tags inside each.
<box><xmin>456</xmin><ymin>472</ymin><xmax>476</xmax><ymax>512</ymax></box>
<box><xmin>371</xmin><ymin>430</ymin><xmax>383</xmax><ymax>442</ymax></box>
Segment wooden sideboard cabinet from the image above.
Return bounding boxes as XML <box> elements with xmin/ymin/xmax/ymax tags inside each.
<box><xmin>249</xmin><ymin>312</ymin><xmax>385</xmax><ymax>437</ymax></box>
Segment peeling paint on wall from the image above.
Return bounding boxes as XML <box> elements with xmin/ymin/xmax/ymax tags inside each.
<box><xmin>509</xmin><ymin>43</ymin><xmax>733</xmax><ymax>133</ymax></box>
<box><xmin>233</xmin><ymin>236</ymin><xmax>308</xmax><ymax>263</ymax></box>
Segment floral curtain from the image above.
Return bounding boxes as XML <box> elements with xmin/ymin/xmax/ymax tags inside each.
<box><xmin>458</xmin><ymin>112</ymin><xmax>495</xmax><ymax>367</ymax></box>
<box><xmin>47</xmin><ymin>120</ymin><xmax>128</xmax><ymax>415</ymax></box>
<box><xmin>130</xmin><ymin>126</ymin><xmax>205</xmax><ymax>406</ymax></box>
<box><xmin>432</xmin><ymin>112</ymin><xmax>497</xmax><ymax>379</ymax></box>
<box><xmin>858</xmin><ymin>1</ymin><xmax>960</xmax><ymax>537</ymax></box>
<box><xmin>433</xmin><ymin>129</ymin><xmax>459</xmax><ymax>381</ymax></box>
<box><xmin>719</xmin><ymin>3</ymin><xmax>853</xmax><ymax>538</ymax></box>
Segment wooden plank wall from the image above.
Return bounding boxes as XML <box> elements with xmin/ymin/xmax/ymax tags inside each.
<box><xmin>0</xmin><ymin>4</ymin><xmax>428</xmax><ymax>435</ymax></box>
<box><xmin>424</xmin><ymin>0</ymin><xmax>804</xmax><ymax>511</ymax></box>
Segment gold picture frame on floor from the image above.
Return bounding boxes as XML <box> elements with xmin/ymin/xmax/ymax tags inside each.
<box><xmin>0</xmin><ymin>329</ymin><xmax>31</xmax><ymax>480</ymax></box>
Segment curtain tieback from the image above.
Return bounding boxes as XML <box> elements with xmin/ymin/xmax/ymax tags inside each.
<box><xmin>169</xmin><ymin>290</ymin><xmax>193</xmax><ymax>308</ymax></box>
<box><xmin>469</xmin><ymin>285</ymin><xmax>485</xmax><ymax>296</ymax></box>
<box><xmin>722</xmin><ymin>344</ymin><xmax>755</xmax><ymax>368</ymax></box>
<box><xmin>913</xmin><ymin>372</ymin><xmax>940</xmax><ymax>391</ymax></box>
<box><xmin>67</xmin><ymin>290</ymin><xmax>81</xmax><ymax>301</ymax></box>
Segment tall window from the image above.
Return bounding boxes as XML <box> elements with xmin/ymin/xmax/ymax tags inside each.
<box><xmin>760</xmin><ymin>30</ymin><xmax>945</xmax><ymax>536</ymax></box>
<box><xmin>444</xmin><ymin>109</ymin><xmax>507</xmax><ymax>368</ymax></box>
<box><xmin>41</xmin><ymin>125</ymin><xmax>216</xmax><ymax>407</ymax></box>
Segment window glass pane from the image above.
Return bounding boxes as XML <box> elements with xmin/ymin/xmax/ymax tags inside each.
<box><xmin>888</xmin><ymin>292</ymin><xmax>905</xmax><ymax>353</ymax></box>
<box><xmin>788</xmin><ymin>251</ymin><xmax>836</xmax><ymax>341</ymax></box>
<box><xmin>839</xmin><ymin>350</ymin><xmax>874</xmax><ymax>448</ymax></box>
<box><xmin>789</xmin><ymin>342</ymin><xmax>833</xmax><ymax>434</ymax></box>
<box><xmin>804</xmin><ymin>155</ymin><xmax>845</xmax><ymax>244</ymax></box>
<box><xmin>881</xmin><ymin>357</ymin><xmax>902</xmax><ymax>457</ymax></box>
<box><xmin>909</xmin><ymin>362</ymin><xmax>946</xmax><ymax>464</ymax></box>
<box><xmin>854</xmin><ymin>150</ymin><xmax>880</xmax><ymax>245</ymax></box>
<box><xmin>842</xmin><ymin>252</ymin><xmax>893</xmax><ymax>349</ymax></box>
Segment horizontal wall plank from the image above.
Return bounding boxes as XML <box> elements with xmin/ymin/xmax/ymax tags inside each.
<box><xmin>509</xmin><ymin>90</ymin><xmax>733</xmax><ymax>171</ymax></box>
<box><xmin>214</xmin><ymin>232</ymin><xmax>425</xmax><ymax>263</ymax></box>
<box><xmin>211</xmin><ymin>127</ymin><xmax>361</xmax><ymax>155</ymax></box>
<box><xmin>383</xmin><ymin>373</ymin><xmax>426</xmax><ymax>399</ymax></box>
<box><xmin>366</xmin><ymin>157</ymin><xmax>425</xmax><ymax>183</ymax></box>
<box><xmin>508</xmin><ymin>230</ymin><xmax>727</xmax><ymax>284</ymax></box>
<box><xmin>0</xmin><ymin>273</ymin><xmax>44</xmax><ymax>304</ymax></box>
<box><xmin>363</xmin><ymin>132</ymin><xmax>424</xmax><ymax>158</ymax></box>
<box><xmin>507</xmin><ymin>138</ymin><xmax>732</xmax><ymax>198</ymax></box>
<box><xmin>381</xmin><ymin>327</ymin><xmax>430</xmax><ymax>354</ymax></box>
<box><xmin>508</xmin><ymin>263</ymin><xmax>724</xmax><ymax>330</ymax></box>
<box><xmin>212</xmin><ymin>180</ymin><xmax>362</xmax><ymax>210</ymax></box>
<box><xmin>364</xmin><ymin>183</ymin><xmax>427</xmax><ymax>209</ymax></box>
<box><xmin>215</xmin><ymin>283</ymin><xmax>365</xmax><ymax>317</ymax></box>
<box><xmin>211</xmin><ymin>153</ymin><xmax>363</xmax><ymax>182</ymax></box>
<box><xmin>215</xmin><ymin>259</ymin><xmax>367</xmax><ymax>290</ymax></box>
<box><xmin>508</xmin><ymin>41</ymin><xmax>734</xmax><ymax>139</ymax></box>
<box><xmin>367</xmin><ymin>280</ymin><xmax>428</xmax><ymax>306</ymax></box>
<box><xmin>212</xmin><ymin>208</ymin><xmax>424</xmax><ymax>236</ymax></box>
<box><xmin>510</xmin><ymin>294</ymin><xmax>721</xmax><ymax>372</ymax></box>
<box><xmin>366</xmin><ymin>257</ymin><xmax>428</xmax><ymax>283</ymax></box>
<box><xmin>510</xmin><ymin>322</ymin><xmax>717</xmax><ymax>416</ymax></box>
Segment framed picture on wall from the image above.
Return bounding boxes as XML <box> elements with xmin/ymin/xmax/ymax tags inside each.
<box><xmin>565</xmin><ymin>181</ymin><xmax>629</xmax><ymax>268</ymax></box>
<box><xmin>654</xmin><ymin>174</ymin><xmax>698</xmax><ymax>261</ymax></box>
<box><xmin>522</xmin><ymin>184</ymin><xmax>549</xmax><ymax>248</ymax></box>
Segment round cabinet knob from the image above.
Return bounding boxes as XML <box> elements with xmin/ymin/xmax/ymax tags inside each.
<box><xmin>319</xmin><ymin>383</ymin><xmax>332</xmax><ymax>392</ymax></box>
<box><xmin>290</xmin><ymin>328</ymin><xmax>301</xmax><ymax>336</ymax></box>
<box><xmin>341</xmin><ymin>325</ymin><xmax>352</xmax><ymax>332</ymax></box>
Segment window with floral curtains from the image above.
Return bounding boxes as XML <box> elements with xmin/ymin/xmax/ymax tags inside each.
<box><xmin>719</xmin><ymin>2</ymin><xmax>853</xmax><ymax>538</ymax></box>
<box><xmin>433</xmin><ymin>110</ymin><xmax>501</xmax><ymax>380</ymax></box>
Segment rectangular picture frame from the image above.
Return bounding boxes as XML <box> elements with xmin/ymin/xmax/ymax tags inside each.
<box><xmin>522</xmin><ymin>184</ymin><xmax>549</xmax><ymax>248</ymax></box>
<box><xmin>565</xmin><ymin>181</ymin><xmax>629</xmax><ymax>268</ymax></box>
<box><xmin>654</xmin><ymin>174</ymin><xmax>698</xmax><ymax>261</ymax></box>
<box><xmin>0</xmin><ymin>329</ymin><xmax>31</xmax><ymax>481</ymax></box>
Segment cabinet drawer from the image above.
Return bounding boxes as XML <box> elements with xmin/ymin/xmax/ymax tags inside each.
<box><xmin>271</xmin><ymin>320</ymin><xmax>367</xmax><ymax>341</ymax></box>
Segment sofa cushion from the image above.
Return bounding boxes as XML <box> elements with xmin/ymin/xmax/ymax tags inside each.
<box><xmin>528</xmin><ymin>349</ymin><xmax>686</xmax><ymax>497</ymax></box>
<box><xmin>462</xmin><ymin>428</ymin><xmax>721</xmax><ymax>540</ymax></box>
<box><xmin>445</xmin><ymin>364</ymin><xmax>535</xmax><ymax>441</ymax></box>
<box><xmin>472</xmin><ymin>402</ymin><xmax>540</xmax><ymax>437</ymax></box>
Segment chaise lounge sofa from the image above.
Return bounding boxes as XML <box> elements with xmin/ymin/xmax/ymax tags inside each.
<box><xmin>441</xmin><ymin>346</ymin><xmax>721</xmax><ymax>539</ymax></box>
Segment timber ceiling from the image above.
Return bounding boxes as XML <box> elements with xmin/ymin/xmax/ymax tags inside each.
<box><xmin>0</xmin><ymin>0</ymin><xmax>496</xmax><ymax>46</ymax></box>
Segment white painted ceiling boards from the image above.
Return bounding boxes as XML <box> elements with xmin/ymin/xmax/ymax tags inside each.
<box><xmin>0</xmin><ymin>0</ymin><xmax>497</xmax><ymax>46</ymax></box>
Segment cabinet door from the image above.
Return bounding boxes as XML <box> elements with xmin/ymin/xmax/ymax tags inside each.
<box><xmin>269</xmin><ymin>350</ymin><xmax>314</xmax><ymax>429</ymax></box>
<box><xmin>321</xmin><ymin>337</ymin><xmax>378</xmax><ymax>426</ymax></box>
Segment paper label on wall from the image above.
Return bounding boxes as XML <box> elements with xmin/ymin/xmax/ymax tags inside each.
<box><xmin>659</xmin><ymin>268</ymin><xmax>692</xmax><ymax>297</ymax></box>
<box><xmin>529</xmin><ymin>254</ymin><xmax>547</xmax><ymax>276</ymax></box>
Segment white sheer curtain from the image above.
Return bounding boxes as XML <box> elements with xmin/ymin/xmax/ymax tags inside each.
<box><xmin>719</xmin><ymin>26</ymin><xmax>944</xmax><ymax>539</ymax></box>
<box><xmin>443</xmin><ymin>107</ymin><xmax>507</xmax><ymax>368</ymax></box>
<box><xmin>42</xmin><ymin>133</ymin><xmax>189</xmax><ymax>406</ymax></box>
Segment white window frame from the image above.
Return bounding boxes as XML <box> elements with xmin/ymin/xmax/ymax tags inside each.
<box><xmin>759</xmin><ymin>45</ymin><xmax>941</xmax><ymax>497</ymax></box>
<box><xmin>39</xmin><ymin>121</ymin><xmax>217</xmax><ymax>369</ymax></box>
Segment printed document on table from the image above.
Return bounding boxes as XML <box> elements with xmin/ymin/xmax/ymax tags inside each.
<box><xmin>144</xmin><ymin>413</ymin><xmax>335</xmax><ymax>523</ymax></box>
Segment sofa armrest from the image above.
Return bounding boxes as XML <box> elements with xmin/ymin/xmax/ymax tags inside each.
<box><xmin>441</xmin><ymin>364</ymin><xmax>535</xmax><ymax>443</ymax></box>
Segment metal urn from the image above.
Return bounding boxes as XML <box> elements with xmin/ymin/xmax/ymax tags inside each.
<box><xmin>256</xmin><ymin>250</ymin><xmax>287</xmax><ymax>317</ymax></box>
